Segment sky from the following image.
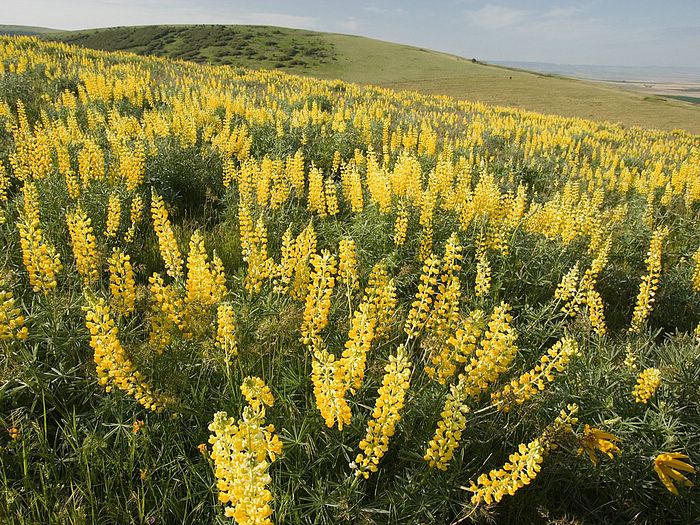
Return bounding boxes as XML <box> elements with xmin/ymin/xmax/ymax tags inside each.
<box><xmin>4</xmin><ymin>0</ymin><xmax>700</xmax><ymax>68</ymax></box>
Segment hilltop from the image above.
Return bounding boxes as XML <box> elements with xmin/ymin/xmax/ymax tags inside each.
<box><xmin>3</xmin><ymin>23</ymin><xmax>700</xmax><ymax>133</ymax></box>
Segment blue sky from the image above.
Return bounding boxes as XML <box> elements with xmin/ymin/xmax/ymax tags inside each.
<box><xmin>4</xmin><ymin>1</ymin><xmax>700</xmax><ymax>67</ymax></box>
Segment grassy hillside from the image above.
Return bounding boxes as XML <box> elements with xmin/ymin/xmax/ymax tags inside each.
<box><xmin>42</xmin><ymin>24</ymin><xmax>700</xmax><ymax>135</ymax></box>
<box><xmin>0</xmin><ymin>25</ymin><xmax>64</xmax><ymax>36</ymax></box>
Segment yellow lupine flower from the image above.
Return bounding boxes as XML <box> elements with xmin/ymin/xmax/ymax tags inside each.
<box><xmin>185</xmin><ymin>230</ymin><xmax>227</xmax><ymax>308</ymax></box>
<box><xmin>353</xmin><ymin>345</ymin><xmax>412</xmax><ymax>478</ymax></box>
<box><xmin>425</xmin><ymin>310</ymin><xmax>485</xmax><ymax>384</ymax></box>
<box><xmin>215</xmin><ymin>303</ymin><xmax>238</xmax><ymax>359</ymax></box>
<box><xmin>104</xmin><ymin>193</ymin><xmax>122</xmax><ymax>239</ymax></box>
<box><xmin>300</xmin><ymin>250</ymin><xmax>336</xmax><ymax>350</ymax></box>
<box><xmin>311</xmin><ymin>347</ymin><xmax>352</xmax><ymax>430</ymax></box>
<box><xmin>491</xmin><ymin>337</ymin><xmax>580</xmax><ymax>411</ymax></box>
<box><xmin>66</xmin><ymin>207</ymin><xmax>100</xmax><ymax>285</ymax></box>
<box><xmin>107</xmin><ymin>249</ymin><xmax>136</xmax><ymax>317</ymax></box>
<box><xmin>393</xmin><ymin>203</ymin><xmax>409</xmax><ymax>247</ymax></box>
<box><xmin>324</xmin><ymin>178</ymin><xmax>339</xmax><ymax>216</ymax></box>
<box><xmin>404</xmin><ymin>254</ymin><xmax>440</xmax><ymax>339</ymax></box>
<box><xmin>151</xmin><ymin>191</ymin><xmax>183</xmax><ymax>280</ymax></box>
<box><xmin>17</xmin><ymin>182</ymin><xmax>62</xmax><ymax>293</ymax></box>
<box><xmin>208</xmin><ymin>377</ymin><xmax>281</xmax><ymax>525</ymax></box>
<box><xmin>425</xmin><ymin>304</ymin><xmax>518</xmax><ymax>469</ymax></box>
<box><xmin>124</xmin><ymin>195</ymin><xmax>144</xmax><ymax>244</ymax></box>
<box><xmin>469</xmin><ymin>405</ymin><xmax>578</xmax><ymax>505</ymax></box>
<box><xmin>632</xmin><ymin>367</ymin><xmax>661</xmax><ymax>403</ymax></box>
<box><xmin>475</xmin><ymin>249</ymin><xmax>491</xmax><ymax>297</ymax></box>
<box><xmin>0</xmin><ymin>289</ymin><xmax>28</xmax><ymax>341</ymax></box>
<box><xmin>653</xmin><ymin>452</ymin><xmax>695</xmax><ymax>495</ymax></box>
<box><xmin>338</xmin><ymin>238</ymin><xmax>359</xmax><ymax>293</ymax></box>
<box><xmin>630</xmin><ymin>227</ymin><xmax>669</xmax><ymax>333</ymax></box>
<box><xmin>83</xmin><ymin>297</ymin><xmax>164</xmax><ymax>411</ymax></box>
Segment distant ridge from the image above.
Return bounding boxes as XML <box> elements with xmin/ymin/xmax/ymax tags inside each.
<box><xmin>0</xmin><ymin>24</ymin><xmax>65</xmax><ymax>36</ymax></box>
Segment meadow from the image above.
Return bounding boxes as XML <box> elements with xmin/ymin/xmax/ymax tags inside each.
<box><xmin>0</xmin><ymin>35</ymin><xmax>699</xmax><ymax>524</ymax></box>
<box><xmin>22</xmin><ymin>24</ymin><xmax>700</xmax><ymax>135</ymax></box>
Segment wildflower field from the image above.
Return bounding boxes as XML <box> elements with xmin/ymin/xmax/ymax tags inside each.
<box><xmin>0</xmin><ymin>36</ymin><xmax>698</xmax><ymax>524</ymax></box>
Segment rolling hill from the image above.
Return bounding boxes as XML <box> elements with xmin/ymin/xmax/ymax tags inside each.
<box><xmin>4</xmin><ymin>24</ymin><xmax>700</xmax><ymax>134</ymax></box>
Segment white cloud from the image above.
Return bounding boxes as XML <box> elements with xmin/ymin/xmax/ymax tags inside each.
<box><xmin>464</xmin><ymin>4</ymin><xmax>528</xmax><ymax>29</ymax></box>
<box><xmin>337</xmin><ymin>17</ymin><xmax>360</xmax><ymax>32</ymax></box>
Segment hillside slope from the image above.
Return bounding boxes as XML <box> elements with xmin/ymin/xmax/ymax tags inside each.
<box><xmin>0</xmin><ymin>24</ymin><xmax>65</xmax><ymax>36</ymax></box>
<box><xmin>41</xmin><ymin>24</ymin><xmax>700</xmax><ymax>134</ymax></box>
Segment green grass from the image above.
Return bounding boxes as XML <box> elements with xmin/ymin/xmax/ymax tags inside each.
<box><xmin>0</xmin><ymin>25</ymin><xmax>65</xmax><ymax>36</ymax></box>
<box><xmin>40</xmin><ymin>24</ymin><xmax>700</xmax><ymax>135</ymax></box>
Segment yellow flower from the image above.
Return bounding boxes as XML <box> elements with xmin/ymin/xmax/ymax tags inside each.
<box><xmin>470</xmin><ymin>405</ymin><xmax>578</xmax><ymax>505</ymax></box>
<box><xmin>300</xmin><ymin>250</ymin><xmax>336</xmax><ymax>351</ymax></box>
<box><xmin>208</xmin><ymin>377</ymin><xmax>281</xmax><ymax>525</ymax></box>
<box><xmin>577</xmin><ymin>425</ymin><xmax>621</xmax><ymax>466</ymax></box>
<box><xmin>151</xmin><ymin>191</ymin><xmax>183</xmax><ymax>280</ymax></box>
<box><xmin>632</xmin><ymin>367</ymin><xmax>661</xmax><ymax>404</ymax></box>
<box><xmin>132</xmin><ymin>420</ymin><xmax>144</xmax><ymax>434</ymax></box>
<box><xmin>0</xmin><ymin>289</ymin><xmax>28</xmax><ymax>341</ymax></box>
<box><xmin>491</xmin><ymin>337</ymin><xmax>580</xmax><ymax>412</ymax></box>
<box><xmin>404</xmin><ymin>255</ymin><xmax>441</xmax><ymax>339</ymax></box>
<box><xmin>17</xmin><ymin>182</ymin><xmax>62</xmax><ymax>293</ymax></box>
<box><xmin>393</xmin><ymin>203</ymin><xmax>409</xmax><ymax>247</ymax></box>
<box><xmin>338</xmin><ymin>239</ymin><xmax>359</xmax><ymax>293</ymax></box>
<box><xmin>108</xmin><ymin>249</ymin><xmax>136</xmax><ymax>317</ymax></box>
<box><xmin>215</xmin><ymin>304</ymin><xmax>238</xmax><ymax>359</ymax></box>
<box><xmin>8</xmin><ymin>426</ymin><xmax>20</xmax><ymax>441</ymax></box>
<box><xmin>124</xmin><ymin>195</ymin><xmax>144</xmax><ymax>244</ymax></box>
<box><xmin>104</xmin><ymin>193</ymin><xmax>122</xmax><ymax>239</ymax></box>
<box><xmin>66</xmin><ymin>207</ymin><xmax>100</xmax><ymax>285</ymax></box>
<box><xmin>475</xmin><ymin>249</ymin><xmax>491</xmax><ymax>297</ymax></box>
<box><xmin>630</xmin><ymin>227</ymin><xmax>669</xmax><ymax>333</ymax></box>
<box><xmin>654</xmin><ymin>452</ymin><xmax>695</xmax><ymax>495</ymax></box>
<box><xmin>353</xmin><ymin>345</ymin><xmax>412</xmax><ymax>478</ymax></box>
<box><xmin>83</xmin><ymin>297</ymin><xmax>165</xmax><ymax>412</ymax></box>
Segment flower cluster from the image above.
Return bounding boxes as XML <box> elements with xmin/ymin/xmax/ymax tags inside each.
<box><xmin>0</xmin><ymin>289</ymin><xmax>28</xmax><ymax>341</ymax></box>
<box><xmin>83</xmin><ymin>297</ymin><xmax>164</xmax><ymax>411</ymax></box>
<box><xmin>107</xmin><ymin>249</ymin><xmax>136</xmax><ymax>317</ymax></box>
<box><xmin>215</xmin><ymin>304</ymin><xmax>238</xmax><ymax>359</ymax></box>
<box><xmin>185</xmin><ymin>230</ymin><xmax>227</xmax><ymax>309</ymax></box>
<box><xmin>104</xmin><ymin>193</ymin><xmax>122</xmax><ymax>239</ymax></box>
<box><xmin>338</xmin><ymin>239</ymin><xmax>359</xmax><ymax>294</ymax></box>
<box><xmin>311</xmin><ymin>348</ymin><xmax>352</xmax><ymax>430</ymax></box>
<box><xmin>393</xmin><ymin>203</ymin><xmax>408</xmax><ymax>247</ymax></box>
<box><xmin>425</xmin><ymin>304</ymin><xmax>518</xmax><ymax>469</ymax></box>
<box><xmin>475</xmin><ymin>249</ymin><xmax>491</xmax><ymax>297</ymax></box>
<box><xmin>353</xmin><ymin>345</ymin><xmax>412</xmax><ymax>478</ymax></box>
<box><xmin>208</xmin><ymin>377</ymin><xmax>281</xmax><ymax>524</ymax></box>
<box><xmin>491</xmin><ymin>337</ymin><xmax>580</xmax><ymax>411</ymax></box>
<box><xmin>66</xmin><ymin>207</ymin><xmax>100</xmax><ymax>285</ymax></box>
<box><xmin>469</xmin><ymin>404</ymin><xmax>579</xmax><ymax>505</ymax></box>
<box><xmin>17</xmin><ymin>182</ymin><xmax>62</xmax><ymax>293</ymax></box>
<box><xmin>632</xmin><ymin>367</ymin><xmax>661</xmax><ymax>404</ymax></box>
<box><xmin>300</xmin><ymin>250</ymin><xmax>336</xmax><ymax>350</ymax></box>
<box><xmin>151</xmin><ymin>191</ymin><xmax>183</xmax><ymax>280</ymax></box>
<box><xmin>630</xmin><ymin>227</ymin><xmax>669</xmax><ymax>333</ymax></box>
<box><xmin>124</xmin><ymin>194</ymin><xmax>144</xmax><ymax>244</ymax></box>
<box><xmin>425</xmin><ymin>310</ymin><xmax>485</xmax><ymax>384</ymax></box>
<box><xmin>404</xmin><ymin>255</ymin><xmax>441</xmax><ymax>338</ymax></box>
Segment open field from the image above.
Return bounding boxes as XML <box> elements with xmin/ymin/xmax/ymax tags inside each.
<box><xmin>0</xmin><ymin>35</ymin><xmax>699</xmax><ymax>524</ymax></box>
<box><xmin>16</xmin><ymin>24</ymin><xmax>700</xmax><ymax>135</ymax></box>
